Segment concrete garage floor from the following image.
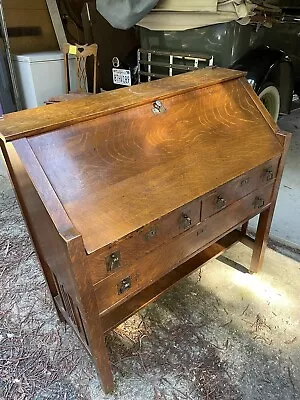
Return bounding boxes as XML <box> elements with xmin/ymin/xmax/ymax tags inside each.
<box><xmin>274</xmin><ymin>110</ymin><xmax>300</xmax><ymax>248</ymax></box>
<box><xmin>0</xmin><ymin>111</ymin><xmax>300</xmax><ymax>399</ymax></box>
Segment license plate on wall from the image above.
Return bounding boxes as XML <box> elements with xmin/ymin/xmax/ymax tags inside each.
<box><xmin>112</xmin><ymin>68</ymin><xmax>131</xmax><ymax>86</ymax></box>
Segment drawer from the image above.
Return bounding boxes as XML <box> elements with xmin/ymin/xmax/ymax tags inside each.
<box><xmin>202</xmin><ymin>157</ymin><xmax>279</xmax><ymax>220</ymax></box>
<box><xmin>94</xmin><ymin>183</ymin><xmax>274</xmax><ymax>314</ymax></box>
<box><xmin>198</xmin><ymin>182</ymin><xmax>274</xmax><ymax>248</ymax></box>
<box><xmin>88</xmin><ymin>197</ymin><xmax>201</xmax><ymax>284</ymax></box>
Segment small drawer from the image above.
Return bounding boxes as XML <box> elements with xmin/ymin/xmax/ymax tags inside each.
<box><xmin>202</xmin><ymin>157</ymin><xmax>279</xmax><ymax>219</ymax></box>
<box><xmin>198</xmin><ymin>182</ymin><xmax>274</xmax><ymax>246</ymax></box>
<box><xmin>94</xmin><ymin>224</ymin><xmax>208</xmax><ymax>314</ymax></box>
<box><xmin>94</xmin><ymin>183</ymin><xmax>274</xmax><ymax>315</ymax></box>
<box><xmin>89</xmin><ymin>197</ymin><xmax>201</xmax><ymax>284</ymax></box>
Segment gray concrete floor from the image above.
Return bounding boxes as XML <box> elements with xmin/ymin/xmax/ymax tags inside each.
<box><xmin>273</xmin><ymin>110</ymin><xmax>300</xmax><ymax>248</ymax></box>
<box><xmin>244</xmin><ymin>110</ymin><xmax>300</xmax><ymax>249</ymax></box>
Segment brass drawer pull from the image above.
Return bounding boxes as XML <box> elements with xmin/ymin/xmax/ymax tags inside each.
<box><xmin>144</xmin><ymin>227</ymin><xmax>158</xmax><ymax>241</ymax></box>
<box><xmin>106</xmin><ymin>251</ymin><xmax>121</xmax><ymax>272</ymax></box>
<box><xmin>152</xmin><ymin>100</ymin><xmax>166</xmax><ymax>115</ymax></box>
<box><xmin>179</xmin><ymin>213</ymin><xmax>192</xmax><ymax>229</ymax></box>
<box><xmin>216</xmin><ymin>196</ymin><xmax>226</xmax><ymax>209</ymax></box>
<box><xmin>240</xmin><ymin>177</ymin><xmax>250</xmax><ymax>186</ymax></box>
<box><xmin>253</xmin><ymin>196</ymin><xmax>265</xmax><ymax>209</ymax></box>
<box><xmin>117</xmin><ymin>276</ymin><xmax>131</xmax><ymax>295</ymax></box>
<box><xmin>264</xmin><ymin>168</ymin><xmax>274</xmax><ymax>181</ymax></box>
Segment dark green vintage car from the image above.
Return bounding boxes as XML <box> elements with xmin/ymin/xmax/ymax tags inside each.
<box><xmin>85</xmin><ymin>1</ymin><xmax>300</xmax><ymax>121</ymax></box>
<box><xmin>137</xmin><ymin>15</ymin><xmax>297</xmax><ymax>122</ymax></box>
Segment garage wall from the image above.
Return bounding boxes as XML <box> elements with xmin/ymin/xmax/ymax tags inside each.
<box><xmin>3</xmin><ymin>0</ymin><xmax>58</xmax><ymax>54</ymax></box>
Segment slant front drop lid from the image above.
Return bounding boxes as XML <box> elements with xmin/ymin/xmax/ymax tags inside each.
<box><xmin>0</xmin><ymin>68</ymin><xmax>290</xmax><ymax>394</ymax></box>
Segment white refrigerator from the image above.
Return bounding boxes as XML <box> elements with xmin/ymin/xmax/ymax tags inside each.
<box><xmin>13</xmin><ymin>51</ymin><xmax>76</xmax><ymax>109</ymax></box>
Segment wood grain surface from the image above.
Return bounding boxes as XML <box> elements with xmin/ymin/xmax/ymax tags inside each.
<box><xmin>201</xmin><ymin>157</ymin><xmax>279</xmax><ymax>219</ymax></box>
<box><xmin>87</xmin><ymin>197</ymin><xmax>201</xmax><ymax>282</ymax></box>
<box><xmin>93</xmin><ymin>182</ymin><xmax>274</xmax><ymax>313</ymax></box>
<box><xmin>0</xmin><ymin>68</ymin><xmax>245</xmax><ymax>141</ymax></box>
<box><xmin>87</xmin><ymin>156</ymin><xmax>278</xmax><ymax>283</ymax></box>
<box><xmin>24</xmin><ymin>77</ymin><xmax>282</xmax><ymax>253</ymax></box>
<box><xmin>0</xmin><ymin>67</ymin><xmax>289</xmax><ymax>394</ymax></box>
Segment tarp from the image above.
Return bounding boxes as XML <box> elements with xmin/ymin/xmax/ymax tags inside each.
<box><xmin>95</xmin><ymin>0</ymin><xmax>159</xmax><ymax>30</ymax></box>
<box><xmin>95</xmin><ymin>0</ymin><xmax>256</xmax><ymax>31</ymax></box>
<box><xmin>154</xmin><ymin>0</ymin><xmax>219</xmax><ymax>12</ymax></box>
<box><xmin>137</xmin><ymin>1</ymin><xmax>256</xmax><ymax>30</ymax></box>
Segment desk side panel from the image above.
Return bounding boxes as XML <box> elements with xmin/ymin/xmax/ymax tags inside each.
<box><xmin>2</xmin><ymin>142</ymin><xmax>76</xmax><ymax>293</ymax></box>
<box><xmin>1</xmin><ymin>141</ymin><xmax>114</xmax><ymax>391</ymax></box>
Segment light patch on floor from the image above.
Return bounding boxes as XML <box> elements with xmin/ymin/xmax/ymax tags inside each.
<box><xmin>208</xmin><ymin>243</ymin><xmax>300</xmax><ymax>343</ymax></box>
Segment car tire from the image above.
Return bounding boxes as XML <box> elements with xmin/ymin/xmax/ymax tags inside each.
<box><xmin>258</xmin><ymin>83</ymin><xmax>280</xmax><ymax>122</ymax></box>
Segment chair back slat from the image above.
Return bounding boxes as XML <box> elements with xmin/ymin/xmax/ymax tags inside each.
<box><xmin>63</xmin><ymin>43</ymin><xmax>98</xmax><ymax>94</ymax></box>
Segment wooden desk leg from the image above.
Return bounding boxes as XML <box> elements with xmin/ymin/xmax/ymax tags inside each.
<box><xmin>250</xmin><ymin>130</ymin><xmax>291</xmax><ymax>273</ymax></box>
<box><xmin>250</xmin><ymin>206</ymin><xmax>273</xmax><ymax>273</ymax></box>
<box><xmin>241</xmin><ymin>222</ymin><xmax>248</xmax><ymax>235</ymax></box>
<box><xmin>68</xmin><ymin>237</ymin><xmax>115</xmax><ymax>394</ymax></box>
<box><xmin>92</xmin><ymin>333</ymin><xmax>114</xmax><ymax>394</ymax></box>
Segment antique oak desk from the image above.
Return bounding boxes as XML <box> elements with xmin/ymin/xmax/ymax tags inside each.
<box><xmin>0</xmin><ymin>68</ymin><xmax>290</xmax><ymax>393</ymax></box>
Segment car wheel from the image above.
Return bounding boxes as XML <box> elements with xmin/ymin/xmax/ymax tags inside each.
<box><xmin>258</xmin><ymin>83</ymin><xmax>280</xmax><ymax>122</ymax></box>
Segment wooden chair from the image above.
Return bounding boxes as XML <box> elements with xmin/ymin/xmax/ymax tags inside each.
<box><xmin>47</xmin><ymin>43</ymin><xmax>98</xmax><ymax>103</ymax></box>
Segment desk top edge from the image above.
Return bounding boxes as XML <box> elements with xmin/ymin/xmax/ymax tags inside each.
<box><xmin>0</xmin><ymin>68</ymin><xmax>246</xmax><ymax>142</ymax></box>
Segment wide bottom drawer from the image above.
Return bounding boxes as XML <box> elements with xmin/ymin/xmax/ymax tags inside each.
<box><xmin>94</xmin><ymin>183</ymin><xmax>274</xmax><ymax>315</ymax></box>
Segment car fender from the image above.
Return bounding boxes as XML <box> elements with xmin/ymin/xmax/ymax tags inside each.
<box><xmin>232</xmin><ymin>46</ymin><xmax>294</xmax><ymax>114</ymax></box>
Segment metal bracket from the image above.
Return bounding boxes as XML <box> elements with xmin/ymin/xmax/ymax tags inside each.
<box><xmin>265</xmin><ymin>168</ymin><xmax>274</xmax><ymax>181</ymax></box>
<box><xmin>106</xmin><ymin>251</ymin><xmax>121</xmax><ymax>272</ymax></box>
<box><xmin>253</xmin><ymin>197</ymin><xmax>265</xmax><ymax>209</ymax></box>
<box><xmin>216</xmin><ymin>196</ymin><xmax>226</xmax><ymax>209</ymax></box>
<box><xmin>240</xmin><ymin>177</ymin><xmax>250</xmax><ymax>186</ymax></box>
<box><xmin>117</xmin><ymin>276</ymin><xmax>131</xmax><ymax>295</ymax></box>
<box><xmin>179</xmin><ymin>213</ymin><xmax>192</xmax><ymax>230</ymax></box>
<box><xmin>144</xmin><ymin>227</ymin><xmax>158</xmax><ymax>241</ymax></box>
<box><xmin>152</xmin><ymin>100</ymin><xmax>166</xmax><ymax>115</ymax></box>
